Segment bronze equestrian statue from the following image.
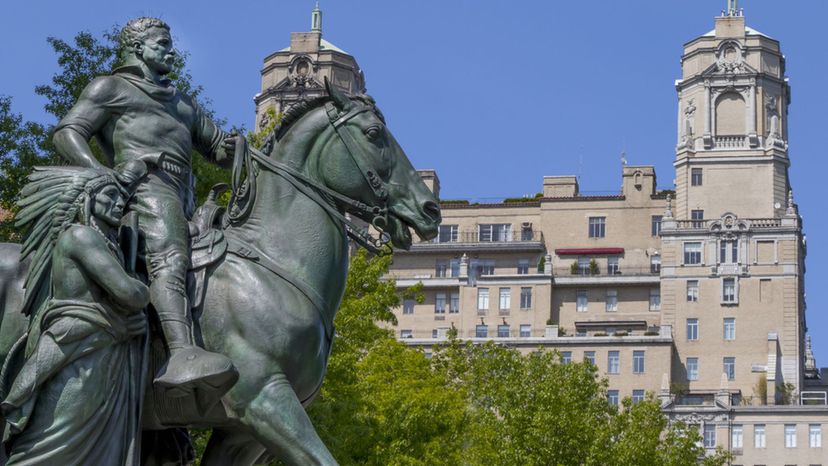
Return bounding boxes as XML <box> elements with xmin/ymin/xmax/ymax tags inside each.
<box><xmin>0</xmin><ymin>16</ymin><xmax>440</xmax><ymax>466</ymax></box>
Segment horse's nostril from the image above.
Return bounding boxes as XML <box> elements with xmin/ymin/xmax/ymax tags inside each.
<box><xmin>422</xmin><ymin>201</ymin><xmax>441</xmax><ymax>223</ymax></box>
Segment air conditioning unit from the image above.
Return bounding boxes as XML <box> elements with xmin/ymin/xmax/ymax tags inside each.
<box><xmin>521</xmin><ymin>222</ymin><xmax>532</xmax><ymax>229</ymax></box>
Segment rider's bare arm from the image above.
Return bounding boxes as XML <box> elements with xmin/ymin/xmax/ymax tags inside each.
<box><xmin>53</xmin><ymin>77</ymin><xmax>118</xmax><ymax>169</ymax></box>
<box><xmin>62</xmin><ymin>226</ymin><xmax>149</xmax><ymax>314</ymax></box>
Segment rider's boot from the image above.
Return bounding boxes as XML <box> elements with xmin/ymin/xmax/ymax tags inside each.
<box><xmin>152</xmin><ymin>280</ymin><xmax>237</xmax><ymax>396</ymax></box>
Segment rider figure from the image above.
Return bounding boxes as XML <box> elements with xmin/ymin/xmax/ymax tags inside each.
<box><xmin>53</xmin><ymin>17</ymin><xmax>236</xmax><ymax>393</ymax></box>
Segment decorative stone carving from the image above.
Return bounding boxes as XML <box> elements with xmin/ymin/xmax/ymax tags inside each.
<box><xmin>715</xmin><ymin>41</ymin><xmax>747</xmax><ymax>74</ymax></box>
<box><xmin>681</xmin><ymin>99</ymin><xmax>696</xmax><ymax>147</ymax></box>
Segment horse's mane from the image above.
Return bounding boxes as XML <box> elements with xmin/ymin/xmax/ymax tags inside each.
<box><xmin>260</xmin><ymin>94</ymin><xmax>383</xmax><ymax>156</ymax></box>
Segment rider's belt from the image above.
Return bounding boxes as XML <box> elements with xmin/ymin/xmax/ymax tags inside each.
<box><xmin>161</xmin><ymin>159</ymin><xmax>189</xmax><ymax>177</ymax></box>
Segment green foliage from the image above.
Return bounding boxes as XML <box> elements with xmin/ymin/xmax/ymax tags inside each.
<box><xmin>570</xmin><ymin>261</ymin><xmax>579</xmax><ymax>275</ymax></box>
<box><xmin>0</xmin><ymin>96</ymin><xmax>56</xmax><ymax>241</ymax></box>
<box><xmin>502</xmin><ymin>193</ymin><xmax>542</xmax><ymax>204</ymax></box>
<box><xmin>248</xmin><ymin>107</ymin><xmax>282</xmax><ymax>150</ymax></box>
<box><xmin>589</xmin><ymin>258</ymin><xmax>599</xmax><ymax>275</ymax></box>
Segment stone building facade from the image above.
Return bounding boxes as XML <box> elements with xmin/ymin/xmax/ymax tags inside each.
<box><xmin>386</xmin><ymin>6</ymin><xmax>828</xmax><ymax>464</ymax></box>
<box><xmin>253</xmin><ymin>3</ymin><xmax>365</xmax><ymax>131</ymax></box>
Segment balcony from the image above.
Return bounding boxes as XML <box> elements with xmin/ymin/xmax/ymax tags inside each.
<box><xmin>404</xmin><ymin>230</ymin><xmax>545</xmax><ymax>253</ymax></box>
<box><xmin>713</xmin><ymin>135</ymin><xmax>748</xmax><ymax>149</ymax></box>
<box><xmin>665</xmin><ymin>218</ymin><xmax>786</xmax><ymax>232</ymax></box>
<box><xmin>552</xmin><ymin>266</ymin><xmax>661</xmax><ymax>285</ymax></box>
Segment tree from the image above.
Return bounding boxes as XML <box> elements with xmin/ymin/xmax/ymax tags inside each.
<box><xmin>0</xmin><ymin>96</ymin><xmax>54</xmax><ymax>241</ymax></box>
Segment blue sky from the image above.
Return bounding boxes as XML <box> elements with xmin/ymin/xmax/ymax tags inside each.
<box><xmin>2</xmin><ymin>1</ymin><xmax>827</xmax><ymax>362</ymax></box>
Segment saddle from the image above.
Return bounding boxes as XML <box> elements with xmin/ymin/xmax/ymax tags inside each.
<box><xmin>187</xmin><ymin>184</ymin><xmax>229</xmax><ymax>311</ymax></box>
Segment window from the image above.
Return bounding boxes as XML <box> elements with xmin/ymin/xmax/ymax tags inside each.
<box><xmin>633</xmin><ymin>351</ymin><xmax>645</xmax><ymax>374</ymax></box>
<box><xmin>810</xmin><ymin>424</ymin><xmax>822</xmax><ymax>448</ymax></box>
<box><xmin>479</xmin><ymin>224</ymin><xmax>511</xmax><ymax>242</ymax></box>
<box><xmin>608</xmin><ymin>351</ymin><xmax>620</xmax><ymax>374</ymax></box>
<box><xmin>731</xmin><ymin>425</ymin><xmax>743</xmax><ymax>449</ymax></box>
<box><xmin>588</xmin><ymin>217</ymin><xmax>606</xmax><ymax>238</ymax></box>
<box><xmin>785</xmin><ymin>424</ymin><xmax>797</xmax><ymax>448</ymax></box>
<box><xmin>607</xmin><ymin>390</ymin><xmax>619</xmax><ymax>406</ymax></box>
<box><xmin>652</xmin><ymin>215</ymin><xmax>663</xmax><ymax>237</ymax></box>
<box><xmin>691</xmin><ymin>168</ymin><xmax>703</xmax><ymax>186</ymax></box>
<box><xmin>584</xmin><ymin>351</ymin><xmax>596</xmax><ymax>365</ymax></box>
<box><xmin>687</xmin><ymin>280</ymin><xmax>699</xmax><ymax>302</ymax></box>
<box><xmin>517</xmin><ymin>259</ymin><xmax>530</xmax><ymax>275</ymax></box>
<box><xmin>435</xmin><ymin>293</ymin><xmax>446</xmax><ymax>314</ymax></box>
<box><xmin>477</xmin><ymin>288</ymin><xmax>490</xmax><ymax>310</ymax></box>
<box><xmin>400</xmin><ymin>329</ymin><xmax>412</xmax><ymax>339</ymax></box>
<box><xmin>578</xmin><ymin>257</ymin><xmax>591</xmax><ymax>275</ymax></box>
<box><xmin>605</xmin><ymin>289</ymin><xmax>618</xmax><ymax>312</ymax></box>
<box><xmin>561</xmin><ymin>351</ymin><xmax>572</xmax><ymax>364</ymax></box>
<box><xmin>684</xmin><ymin>242</ymin><xmax>702</xmax><ymax>265</ymax></box>
<box><xmin>576</xmin><ymin>290</ymin><xmax>588</xmax><ymax>312</ymax></box>
<box><xmin>520</xmin><ymin>287</ymin><xmax>532</xmax><ymax>309</ymax></box>
<box><xmin>720</xmin><ymin>239</ymin><xmax>738</xmax><ymax>264</ymax></box>
<box><xmin>723</xmin><ymin>278</ymin><xmax>737</xmax><ymax>303</ymax></box>
<box><xmin>723</xmin><ymin>357</ymin><xmax>736</xmax><ymax>380</ymax></box>
<box><xmin>691</xmin><ymin>209</ymin><xmax>705</xmax><ymax>228</ymax></box>
<box><xmin>520</xmin><ymin>324</ymin><xmax>531</xmax><ymax>338</ymax></box>
<box><xmin>703</xmin><ymin>424</ymin><xmax>716</xmax><ymax>448</ymax></box>
<box><xmin>435</xmin><ymin>260</ymin><xmax>448</xmax><ymax>278</ymax></box>
<box><xmin>687</xmin><ymin>357</ymin><xmax>699</xmax><ymax>380</ymax></box>
<box><xmin>497</xmin><ymin>324</ymin><xmax>510</xmax><ymax>338</ymax></box>
<box><xmin>479</xmin><ymin>260</ymin><xmax>496</xmax><ymax>276</ymax></box>
<box><xmin>432</xmin><ymin>327</ymin><xmax>449</xmax><ymax>339</ymax></box>
<box><xmin>450</xmin><ymin>259</ymin><xmax>460</xmax><ymax>277</ymax></box>
<box><xmin>649</xmin><ymin>289</ymin><xmax>661</xmax><ymax>311</ymax></box>
<box><xmin>650</xmin><ymin>255</ymin><xmax>661</xmax><ymax>274</ymax></box>
<box><xmin>475</xmin><ymin>325</ymin><xmax>488</xmax><ymax>338</ymax></box>
<box><xmin>686</xmin><ymin>319</ymin><xmax>699</xmax><ymax>341</ymax></box>
<box><xmin>449</xmin><ymin>293</ymin><xmax>459</xmax><ymax>313</ymax></box>
<box><xmin>632</xmin><ymin>389</ymin><xmax>645</xmax><ymax>404</ymax></box>
<box><xmin>438</xmin><ymin>224</ymin><xmax>458</xmax><ymax>243</ymax></box>
<box><xmin>605</xmin><ymin>256</ymin><xmax>620</xmax><ymax>275</ymax></box>
<box><xmin>499</xmin><ymin>288</ymin><xmax>511</xmax><ymax>310</ymax></box>
<box><xmin>723</xmin><ymin>318</ymin><xmax>735</xmax><ymax>341</ymax></box>
<box><xmin>754</xmin><ymin>424</ymin><xmax>766</xmax><ymax>448</ymax></box>
<box><xmin>403</xmin><ymin>299</ymin><xmax>415</xmax><ymax>315</ymax></box>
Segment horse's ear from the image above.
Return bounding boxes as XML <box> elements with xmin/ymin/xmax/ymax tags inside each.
<box><xmin>324</xmin><ymin>76</ymin><xmax>351</xmax><ymax>111</ymax></box>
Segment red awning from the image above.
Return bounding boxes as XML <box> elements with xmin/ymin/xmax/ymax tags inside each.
<box><xmin>554</xmin><ymin>247</ymin><xmax>625</xmax><ymax>256</ymax></box>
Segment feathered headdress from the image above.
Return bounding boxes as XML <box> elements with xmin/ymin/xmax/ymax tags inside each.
<box><xmin>15</xmin><ymin>161</ymin><xmax>145</xmax><ymax>317</ymax></box>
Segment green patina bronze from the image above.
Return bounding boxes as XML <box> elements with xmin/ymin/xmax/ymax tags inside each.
<box><xmin>0</xmin><ymin>16</ymin><xmax>440</xmax><ymax>466</ymax></box>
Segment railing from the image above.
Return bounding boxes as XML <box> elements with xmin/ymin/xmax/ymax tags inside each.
<box><xmin>552</xmin><ymin>266</ymin><xmax>660</xmax><ymax>277</ymax></box>
<box><xmin>670</xmin><ymin>218</ymin><xmax>784</xmax><ymax>230</ymax></box>
<box><xmin>426</xmin><ymin>230</ymin><xmax>543</xmax><ymax>244</ymax></box>
<box><xmin>801</xmin><ymin>391</ymin><xmax>828</xmax><ymax>405</ymax></box>
<box><xmin>714</xmin><ymin>135</ymin><xmax>747</xmax><ymax>149</ymax></box>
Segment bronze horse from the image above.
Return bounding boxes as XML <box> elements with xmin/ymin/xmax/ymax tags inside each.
<box><xmin>0</xmin><ymin>80</ymin><xmax>441</xmax><ymax>465</ymax></box>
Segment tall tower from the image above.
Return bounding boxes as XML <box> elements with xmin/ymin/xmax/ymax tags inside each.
<box><xmin>254</xmin><ymin>4</ymin><xmax>366</xmax><ymax>130</ymax></box>
<box><xmin>674</xmin><ymin>5</ymin><xmax>790</xmax><ymax>219</ymax></box>
<box><xmin>661</xmin><ymin>4</ymin><xmax>806</xmax><ymax>402</ymax></box>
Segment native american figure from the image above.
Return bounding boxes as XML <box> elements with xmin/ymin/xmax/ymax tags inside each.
<box><xmin>0</xmin><ymin>163</ymin><xmax>150</xmax><ymax>465</ymax></box>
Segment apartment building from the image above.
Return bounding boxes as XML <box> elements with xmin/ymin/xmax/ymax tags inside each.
<box><xmin>257</xmin><ymin>4</ymin><xmax>828</xmax><ymax>463</ymax></box>
<box><xmin>386</xmin><ymin>6</ymin><xmax>828</xmax><ymax>464</ymax></box>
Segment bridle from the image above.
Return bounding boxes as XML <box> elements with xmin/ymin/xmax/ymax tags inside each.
<box><xmin>226</xmin><ymin>100</ymin><xmax>394</xmax><ymax>255</ymax></box>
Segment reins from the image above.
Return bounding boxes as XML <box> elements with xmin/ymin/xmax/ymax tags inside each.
<box><xmin>225</xmin><ymin>102</ymin><xmax>393</xmax><ymax>256</ymax></box>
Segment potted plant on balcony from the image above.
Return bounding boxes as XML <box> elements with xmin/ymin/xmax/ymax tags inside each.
<box><xmin>589</xmin><ymin>259</ymin><xmax>599</xmax><ymax>275</ymax></box>
<box><xmin>570</xmin><ymin>261</ymin><xmax>579</xmax><ymax>275</ymax></box>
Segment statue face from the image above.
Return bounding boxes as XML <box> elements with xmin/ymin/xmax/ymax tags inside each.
<box><xmin>92</xmin><ymin>185</ymin><xmax>126</xmax><ymax>227</ymax></box>
<box><xmin>138</xmin><ymin>27</ymin><xmax>175</xmax><ymax>75</ymax></box>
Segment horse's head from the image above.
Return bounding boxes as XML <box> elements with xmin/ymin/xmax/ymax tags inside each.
<box><xmin>309</xmin><ymin>79</ymin><xmax>440</xmax><ymax>249</ymax></box>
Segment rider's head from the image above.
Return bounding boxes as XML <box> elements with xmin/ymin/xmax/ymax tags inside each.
<box><xmin>121</xmin><ymin>17</ymin><xmax>175</xmax><ymax>76</ymax></box>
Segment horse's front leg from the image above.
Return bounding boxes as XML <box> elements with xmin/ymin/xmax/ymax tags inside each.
<box><xmin>200</xmin><ymin>428</ymin><xmax>267</xmax><ymax>466</ymax></box>
<box><xmin>240</xmin><ymin>374</ymin><xmax>338</xmax><ymax>466</ymax></box>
